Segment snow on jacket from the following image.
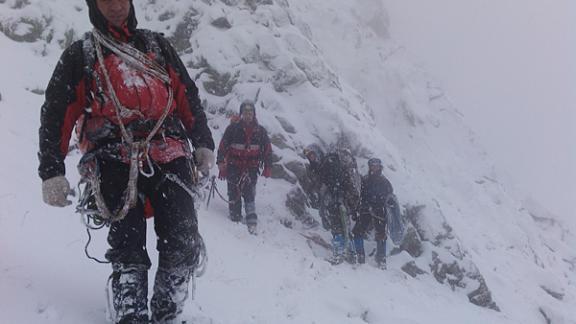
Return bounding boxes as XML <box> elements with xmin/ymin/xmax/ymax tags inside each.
<box><xmin>216</xmin><ymin>120</ymin><xmax>272</xmax><ymax>171</ymax></box>
<box><xmin>307</xmin><ymin>152</ymin><xmax>360</xmax><ymax>211</ymax></box>
<box><xmin>360</xmin><ymin>173</ymin><xmax>393</xmax><ymax>209</ymax></box>
<box><xmin>38</xmin><ymin>1</ymin><xmax>213</xmax><ymax>181</ymax></box>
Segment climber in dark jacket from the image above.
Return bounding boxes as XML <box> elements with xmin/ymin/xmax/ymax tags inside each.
<box><xmin>304</xmin><ymin>144</ymin><xmax>360</xmax><ymax>264</ymax></box>
<box><xmin>216</xmin><ymin>100</ymin><xmax>272</xmax><ymax>235</ymax></box>
<box><xmin>38</xmin><ymin>0</ymin><xmax>214</xmax><ymax>322</ymax></box>
<box><xmin>352</xmin><ymin>158</ymin><xmax>394</xmax><ymax>269</ymax></box>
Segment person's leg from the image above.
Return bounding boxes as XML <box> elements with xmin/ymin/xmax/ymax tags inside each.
<box><xmin>373</xmin><ymin>207</ymin><xmax>387</xmax><ymax>269</ymax></box>
<box><xmin>100</xmin><ymin>159</ymin><xmax>150</xmax><ymax>323</ymax></box>
<box><xmin>318</xmin><ymin>205</ymin><xmax>331</xmax><ymax>230</ymax></box>
<box><xmin>109</xmin><ymin>263</ymin><xmax>149</xmax><ymax>324</ymax></box>
<box><xmin>243</xmin><ymin>169</ymin><xmax>258</xmax><ymax>233</ymax></box>
<box><xmin>226</xmin><ymin>165</ymin><xmax>243</xmax><ymax>222</ymax></box>
<box><xmin>351</xmin><ymin>207</ymin><xmax>372</xmax><ymax>264</ymax></box>
<box><xmin>326</xmin><ymin>198</ymin><xmax>347</xmax><ymax>264</ymax></box>
<box><xmin>146</xmin><ymin>158</ymin><xmax>201</xmax><ymax>322</ymax></box>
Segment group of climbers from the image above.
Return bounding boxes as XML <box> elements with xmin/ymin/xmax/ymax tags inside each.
<box><xmin>303</xmin><ymin>146</ymin><xmax>395</xmax><ymax>269</ymax></box>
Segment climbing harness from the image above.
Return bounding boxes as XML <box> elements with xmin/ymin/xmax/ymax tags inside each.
<box><xmin>78</xmin><ymin>28</ymin><xmax>193</xmax><ymax>261</ymax></box>
<box><xmin>83</xmin><ymin>28</ymin><xmax>174</xmax><ymax>222</ymax></box>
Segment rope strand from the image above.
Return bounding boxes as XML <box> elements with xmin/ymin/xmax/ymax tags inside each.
<box><xmin>88</xmin><ymin>28</ymin><xmax>174</xmax><ymax>222</ymax></box>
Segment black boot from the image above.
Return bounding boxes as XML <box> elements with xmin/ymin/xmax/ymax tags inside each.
<box><xmin>375</xmin><ymin>240</ymin><xmax>387</xmax><ymax>270</ymax></box>
<box><xmin>357</xmin><ymin>253</ymin><xmax>366</xmax><ymax>264</ymax></box>
<box><xmin>150</xmin><ymin>265</ymin><xmax>194</xmax><ymax>323</ymax></box>
<box><xmin>246</xmin><ymin>213</ymin><xmax>257</xmax><ymax>235</ymax></box>
<box><xmin>110</xmin><ymin>264</ymin><xmax>149</xmax><ymax>324</ymax></box>
<box><xmin>328</xmin><ymin>234</ymin><xmax>346</xmax><ymax>265</ymax></box>
<box><xmin>353</xmin><ymin>237</ymin><xmax>365</xmax><ymax>264</ymax></box>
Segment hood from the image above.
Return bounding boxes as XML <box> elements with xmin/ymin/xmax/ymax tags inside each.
<box><xmin>86</xmin><ymin>0</ymin><xmax>138</xmax><ymax>35</ymax></box>
<box><xmin>238</xmin><ymin>100</ymin><xmax>259</xmax><ymax>125</ymax></box>
<box><xmin>239</xmin><ymin>100</ymin><xmax>257</xmax><ymax>117</ymax></box>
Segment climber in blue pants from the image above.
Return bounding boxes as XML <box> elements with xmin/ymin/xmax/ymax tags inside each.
<box><xmin>352</xmin><ymin>158</ymin><xmax>394</xmax><ymax>269</ymax></box>
<box><xmin>304</xmin><ymin>144</ymin><xmax>360</xmax><ymax>264</ymax></box>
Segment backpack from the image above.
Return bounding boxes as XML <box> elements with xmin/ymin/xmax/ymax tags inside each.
<box><xmin>329</xmin><ymin>148</ymin><xmax>361</xmax><ymax>195</ymax></box>
<box><xmin>320</xmin><ymin>148</ymin><xmax>361</xmax><ymax>209</ymax></box>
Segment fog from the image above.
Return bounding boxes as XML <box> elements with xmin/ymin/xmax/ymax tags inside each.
<box><xmin>382</xmin><ymin>0</ymin><xmax>576</xmax><ymax>220</ymax></box>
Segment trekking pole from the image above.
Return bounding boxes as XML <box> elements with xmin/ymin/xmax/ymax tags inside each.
<box><xmin>253</xmin><ymin>87</ymin><xmax>262</xmax><ymax>104</ymax></box>
<box><xmin>206</xmin><ymin>175</ymin><xmax>216</xmax><ymax>209</ymax></box>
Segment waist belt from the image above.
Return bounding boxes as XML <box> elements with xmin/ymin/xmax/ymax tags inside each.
<box><xmin>85</xmin><ymin>115</ymin><xmax>186</xmax><ymax>149</ymax></box>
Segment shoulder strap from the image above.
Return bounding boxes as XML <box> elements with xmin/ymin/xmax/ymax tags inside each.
<box><xmin>137</xmin><ymin>29</ymin><xmax>166</xmax><ymax>67</ymax></box>
<box><xmin>79</xmin><ymin>32</ymin><xmax>98</xmax><ymax>144</ymax></box>
<box><xmin>81</xmin><ymin>32</ymin><xmax>96</xmax><ymax>109</ymax></box>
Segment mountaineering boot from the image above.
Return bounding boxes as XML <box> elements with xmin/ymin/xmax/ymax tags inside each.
<box><xmin>229</xmin><ymin>199</ymin><xmax>242</xmax><ymax>223</ymax></box>
<box><xmin>375</xmin><ymin>240</ymin><xmax>387</xmax><ymax>270</ymax></box>
<box><xmin>246</xmin><ymin>217</ymin><xmax>257</xmax><ymax>235</ymax></box>
<box><xmin>353</xmin><ymin>237</ymin><xmax>365</xmax><ymax>264</ymax></box>
<box><xmin>245</xmin><ymin>214</ymin><xmax>258</xmax><ymax>235</ymax></box>
<box><xmin>245</xmin><ymin>202</ymin><xmax>257</xmax><ymax>235</ymax></box>
<box><xmin>110</xmin><ymin>264</ymin><xmax>149</xmax><ymax>324</ymax></box>
<box><xmin>229</xmin><ymin>212</ymin><xmax>242</xmax><ymax>223</ymax></box>
<box><xmin>345</xmin><ymin>240</ymin><xmax>357</xmax><ymax>264</ymax></box>
<box><xmin>376</xmin><ymin>257</ymin><xmax>387</xmax><ymax>270</ymax></box>
<box><xmin>150</xmin><ymin>265</ymin><xmax>194</xmax><ymax>323</ymax></box>
<box><xmin>328</xmin><ymin>234</ymin><xmax>346</xmax><ymax>265</ymax></box>
<box><xmin>357</xmin><ymin>253</ymin><xmax>365</xmax><ymax>265</ymax></box>
<box><xmin>247</xmin><ymin>222</ymin><xmax>257</xmax><ymax>235</ymax></box>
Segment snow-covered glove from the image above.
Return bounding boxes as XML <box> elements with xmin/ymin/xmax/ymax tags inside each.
<box><xmin>262</xmin><ymin>165</ymin><xmax>272</xmax><ymax>178</ymax></box>
<box><xmin>194</xmin><ymin>147</ymin><xmax>215</xmax><ymax>174</ymax></box>
<box><xmin>42</xmin><ymin>175</ymin><xmax>72</xmax><ymax>207</ymax></box>
<box><xmin>218</xmin><ymin>163</ymin><xmax>227</xmax><ymax>180</ymax></box>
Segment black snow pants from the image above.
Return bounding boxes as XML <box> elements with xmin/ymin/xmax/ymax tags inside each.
<box><xmin>352</xmin><ymin>205</ymin><xmax>387</xmax><ymax>241</ymax></box>
<box><xmin>320</xmin><ymin>192</ymin><xmax>348</xmax><ymax>236</ymax></box>
<box><xmin>226</xmin><ymin>165</ymin><xmax>258</xmax><ymax>224</ymax></box>
<box><xmin>101</xmin><ymin>157</ymin><xmax>200</xmax><ymax>269</ymax></box>
<box><xmin>98</xmin><ymin>157</ymin><xmax>201</xmax><ymax>323</ymax></box>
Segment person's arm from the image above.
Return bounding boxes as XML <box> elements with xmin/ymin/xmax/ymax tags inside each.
<box><xmin>384</xmin><ymin>178</ymin><xmax>395</xmax><ymax>208</ymax></box>
<box><xmin>345</xmin><ymin>174</ymin><xmax>360</xmax><ymax>215</ymax></box>
<box><xmin>357</xmin><ymin>176</ymin><xmax>373</xmax><ymax>214</ymax></box>
<box><xmin>216</xmin><ymin>125</ymin><xmax>233</xmax><ymax>165</ymax></box>
<box><xmin>381</xmin><ymin>177</ymin><xmax>394</xmax><ymax>200</ymax></box>
<box><xmin>38</xmin><ymin>41</ymin><xmax>86</xmax><ymax>180</ymax></box>
<box><xmin>156</xmin><ymin>35</ymin><xmax>214</xmax><ymax>150</ymax></box>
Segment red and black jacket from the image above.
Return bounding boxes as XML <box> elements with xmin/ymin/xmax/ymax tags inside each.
<box><xmin>38</xmin><ymin>1</ymin><xmax>214</xmax><ymax>181</ymax></box>
<box><xmin>217</xmin><ymin>120</ymin><xmax>272</xmax><ymax>171</ymax></box>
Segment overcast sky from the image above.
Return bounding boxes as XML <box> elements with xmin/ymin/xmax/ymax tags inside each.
<box><xmin>382</xmin><ymin>0</ymin><xmax>576</xmax><ymax>220</ymax></box>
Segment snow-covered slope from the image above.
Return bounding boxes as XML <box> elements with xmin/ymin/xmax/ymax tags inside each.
<box><xmin>0</xmin><ymin>0</ymin><xmax>574</xmax><ymax>323</ymax></box>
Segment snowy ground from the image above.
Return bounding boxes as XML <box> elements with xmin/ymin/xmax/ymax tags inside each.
<box><xmin>1</xmin><ymin>1</ymin><xmax>575</xmax><ymax>323</ymax></box>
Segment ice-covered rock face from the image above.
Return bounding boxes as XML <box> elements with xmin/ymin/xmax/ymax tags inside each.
<box><xmin>2</xmin><ymin>0</ymin><xmax>575</xmax><ymax>321</ymax></box>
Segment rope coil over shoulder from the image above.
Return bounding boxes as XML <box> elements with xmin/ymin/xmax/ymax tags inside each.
<box><xmin>85</xmin><ymin>28</ymin><xmax>174</xmax><ymax>222</ymax></box>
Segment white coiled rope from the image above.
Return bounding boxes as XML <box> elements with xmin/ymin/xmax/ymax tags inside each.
<box><xmin>90</xmin><ymin>28</ymin><xmax>174</xmax><ymax>222</ymax></box>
